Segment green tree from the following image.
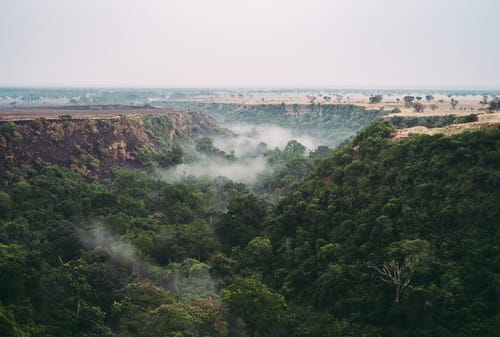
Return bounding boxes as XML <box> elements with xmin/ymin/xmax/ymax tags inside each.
<box><xmin>283</xmin><ymin>140</ymin><xmax>306</xmax><ymax>158</ymax></box>
<box><xmin>309</xmin><ymin>145</ymin><xmax>332</xmax><ymax>159</ymax></box>
<box><xmin>369</xmin><ymin>95</ymin><xmax>383</xmax><ymax>104</ymax></box>
<box><xmin>0</xmin><ymin>192</ymin><xmax>12</xmax><ymax>219</ymax></box>
<box><xmin>195</xmin><ymin>137</ymin><xmax>226</xmax><ymax>157</ymax></box>
<box><xmin>0</xmin><ymin>244</ymin><xmax>28</xmax><ymax>304</ymax></box>
<box><xmin>222</xmin><ymin>278</ymin><xmax>287</xmax><ymax>337</ymax></box>
<box><xmin>216</xmin><ymin>195</ymin><xmax>268</xmax><ymax>249</ymax></box>
<box><xmin>403</xmin><ymin>96</ymin><xmax>415</xmax><ymax>108</ymax></box>
<box><xmin>488</xmin><ymin>97</ymin><xmax>500</xmax><ymax>112</ymax></box>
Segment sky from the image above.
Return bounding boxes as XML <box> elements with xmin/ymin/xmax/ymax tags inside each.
<box><xmin>0</xmin><ymin>0</ymin><xmax>499</xmax><ymax>88</ymax></box>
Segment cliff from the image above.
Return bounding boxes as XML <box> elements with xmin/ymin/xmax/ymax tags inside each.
<box><xmin>0</xmin><ymin>107</ymin><xmax>221</xmax><ymax>186</ymax></box>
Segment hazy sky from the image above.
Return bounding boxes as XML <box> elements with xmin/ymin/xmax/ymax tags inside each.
<box><xmin>1</xmin><ymin>0</ymin><xmax>499</xmax><ymax>88</ymax></box>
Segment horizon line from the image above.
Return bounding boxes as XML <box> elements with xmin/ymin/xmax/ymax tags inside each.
<box><xmin>0</xmin><ymin>85</ymin><xmax>499</xmax><ymax>92</ymax></box>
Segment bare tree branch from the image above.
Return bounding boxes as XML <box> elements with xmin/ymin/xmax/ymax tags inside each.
<box><xmin>367</xmin><ymin>260</ymin><xmax>413</xmax><ymax>303</ymax></box>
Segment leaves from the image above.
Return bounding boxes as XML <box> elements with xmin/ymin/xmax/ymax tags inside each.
<box><xmin>222</xmin><ymin>278</ymin><xmax>287</xmax><ymax>336</ymax></box>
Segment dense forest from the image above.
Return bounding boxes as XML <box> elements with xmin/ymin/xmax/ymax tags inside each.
<box><xmin>0</xmin><ymin>114</ymin><xmax>499</xmax><ymax>336</ymax></box>
<box><xmin>267</xmin><ymin>122</ymin><xmax>500</xmax><ymax>336</ymax></box>
<box><xmin>160</xmin><ymin>102</ymin><xmax>385</xmax><ymax>147</ymax></box>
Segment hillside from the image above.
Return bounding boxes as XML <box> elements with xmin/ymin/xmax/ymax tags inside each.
<box><xmin>266</xmin><ymin>122</ymin><xmax>500</xmax><ymax>336</ymax></box>
<box><xmin>0</xmin><ymin>111</ymin><xmax>499</xmax><ymax>336</ymax></box>
<box><xmin>390</xmin><ymin>112</ymin><xmax>500</xmax><ymax>139</ymax></box>
<box><xmin>0</xmin><ymin>107</ymin><xmax>222</xmax><ymax>186</ymax></box>
<box><xmin>160</xmin><ymin>102</ymin><xmax>386</xmax><ymax>147</ymax></box>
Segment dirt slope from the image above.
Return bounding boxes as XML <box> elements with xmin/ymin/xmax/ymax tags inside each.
<box><xmin>391</xmin><ymin>112</ymin><xmax>500</xmax><ymax>140</ymax></box>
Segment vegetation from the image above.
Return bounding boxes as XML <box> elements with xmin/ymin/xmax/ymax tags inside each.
<box><xmin>488</xmin><ymin>98</ymin><xmax>500</xmax><ymax>112</ymax></box>
<box><xmin>389</xmin><ymin>114</ymin><xmax>478</xmax><ymax>128</ymax></box>
<box><xmin>0</xmin><ymin>115</ymin><xmax>190</xmax><ymax>186</ymax></box>
<box><xmin>1</xmin><ymin>117</ymin><xmax>499</xmax><ymax>336</ymax></box>
<box><xmin>403</xmin><ymin>96</ymin><xmax>415</xmax><ymax>107</ymax></box>
<box><xmin>412</xmin><ymin>101</ymin><xmax>424</xmax><ymax>112</ymax></box>
<box><xmin>160</xmin><ymin>102</ymin><xmax>386</xmax><ymax>147</ymax></box>
<box><xmin>266</xmin><ymin>123</ymin><xmax>500</xmax><ymax>336</ymax></box>
<box><xmin>369</xmin><ymin>95</ymin><xmax>383</xmax><ymax>104</ymax></box>
<box><xmin>454</xmin><ymin>113</ymin><xmax>478</xmax><ymax>123</ymax></box>
<box><xmin>138</xmin><ymin>115</ymin><xmax>185</xmax><ymax>169</ymax></box>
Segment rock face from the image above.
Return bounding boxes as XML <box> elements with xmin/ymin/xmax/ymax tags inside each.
<box><xmin>0</xmin><ymin>110</ymin><xmax>221</xmax><ymax>186</ymax></box>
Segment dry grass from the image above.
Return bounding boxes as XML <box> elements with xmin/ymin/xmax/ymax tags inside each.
<box><xmin>0</xmin><ymin>106</ymin><xmax>184</xmax><ymax>121</ymax></box>
<box><xmin>392</xmin><ymin>112</ymin><xmax>500</xmax><ymax>140</ymax></box>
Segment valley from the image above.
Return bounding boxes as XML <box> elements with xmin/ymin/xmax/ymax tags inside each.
<box><xmin>1</xmin><ymin>1</ymin><xmax>498</xmax><ymax>335</ymax></box>
<box><xmin>0</xmin><ymin>90</ymin><xmax>499</xmax><ymax>337</ymax></box>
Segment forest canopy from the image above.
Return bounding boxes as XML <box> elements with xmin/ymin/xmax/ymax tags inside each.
<box><xmin>0</xmin><ymin>119</ymin><xmax>499</xmax><ymax>336</ymax></box>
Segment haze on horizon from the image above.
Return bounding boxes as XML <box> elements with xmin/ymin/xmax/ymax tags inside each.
<box><xmin>1</xmin><ymin>0</ymin><xmax>499</xmax><ymax>89</ymax></box>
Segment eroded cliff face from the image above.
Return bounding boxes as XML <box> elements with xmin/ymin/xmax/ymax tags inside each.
<box><xmin>166</xmin><ymin>110</ymin><xmax>222</xmax><ymax>138</ymax></box>
<box><xmin>0</xmin><ymin>110</ymin><xmax>221</xmax><ymax>186</ymax></box>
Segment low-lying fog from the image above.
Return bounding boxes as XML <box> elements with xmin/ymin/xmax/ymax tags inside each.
<box><xmin>165</xmin><ymin>157</ymin><xmax>268</xmax><ymax>185</ymax></box>
<box><xmin>214</xmin><ymin>124</ymin><xmax>319</xmax><ymax>157</ymax></box>
<box><xmin>162</xmin><ymin>124</ymin><xmax>324</xmax><ymax>185</ymax></box>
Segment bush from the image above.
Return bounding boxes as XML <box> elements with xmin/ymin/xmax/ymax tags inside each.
<box><xmin>455</xmin><ymin>114</ymin><xmax>478</xmax><ymax>124</ymax></box>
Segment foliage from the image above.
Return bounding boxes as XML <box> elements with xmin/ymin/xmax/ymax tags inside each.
<box><xmin>254</xmin><ymin>140</ymin><xmax>320</xmax><ymax>198</ymax></box>
<box><xmin>222</xmin><ymin>278</ymin><xmax>287</xmax><ymax>337</ymax></box>
<box><xmin>215</xmin><ymin>194</ymin><xmax>269</xmax><ymax>249</ymax></box>
<box><xmin>1</xmin><ymin>119</ymin><xmax>500</xmax><ymax>336</ymax></box>
<box><xmin>369</xmin><ymin>95</ymin><xmax>383</xmax><ymax>104</ymax></box>
<box><xmin>161</xmin><ymin>102</ymin><xmax>386</xmax><ymax>147</ymax></box>
<box><xmin>488</xmin><ymin>98</ymin><xmax>500</xmax><ymax>112</ymax></box>
<box><xmin>352</xmin><ymin>121</ymin><xmax>395</xmax><ymax>147</ymax></box>
<box><xmin>140</xmin><ymin>115</ymin><xmax>185</xmax><ymax>168</ymax></box>
<box><xmin>267</xmin><ymin>124</ymin><xmax>500</xmax><ymax>336</ymax></box>
<box><xmin>0</xmin><ymin>165</ymin><xmax>231</xmax><ymax>335</ymax></box>
<box><xmin>389</xmin><ymin>114</ymin><xmax>478</xmax><ymax>128</ymax></box>
<box><xmin>412</xmin><ymin>101</ymin><xmax>424</xmax><ymax>112</ymax></box>
<box><xmin>403</xmin><ymin>96</ymin><xmax>415</xmax><ymax>107</ymax></box>
<box><xmin>455</xmin><ymin>114</ymin><xmax>478</xmax><ymax>123</ymax></box>
<box><xmin>195</xmin><ymin>136</ymin><xmax>234</xmax><ymax>160</ymax></box>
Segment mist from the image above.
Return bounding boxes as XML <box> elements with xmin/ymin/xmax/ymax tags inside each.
<box><xmin>78</xmin><ymin>224</ymin><xmax>142</xmax><ymax>267</ymax></box>
<box><xmin>162</xmin><ymin>123</ymin><xmax>324</xmax><ymax>185</ymax></box>
<box><xmin>78</xmin><ymin>224</ymin><xmax>218</xmax><ymax>302</ymax></box>
<box><xmin>164</xmin><ymin>156</ymin><xmax>269</xmax><ymax>185</ymax></box>
<box><xmin>214</xmin><ymin>124</ymin><xmax>321</xmax><ymax>156</ymax></box>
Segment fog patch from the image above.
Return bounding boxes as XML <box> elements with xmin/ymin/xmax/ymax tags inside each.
<box><xmin>161</xmin><ymin>123</ymin><xmax>325</xmax><ymax>185</ymax></box>
<box><xmin>161</xmin><ymin>156</ymin><xmax>269</xmax><ymax>185</ymax></box>
<box><xmin>78</xmin><ymin>225</ymin><xmax>142</xmax><ymax>267</ymax></box>
<box><xmin>214</xmin><ymin>123</ymin><xmax>320</xmax><ymax>156</ymax></box>
<box><xmin>150</xmin><ymin>260</ymin><xmax>219</xmax><ymax>303</ymax></box>
<box><xmin>78</xmin><ymin>224</ymin><xmax>219</xmax><ymax>303</ymax></box>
